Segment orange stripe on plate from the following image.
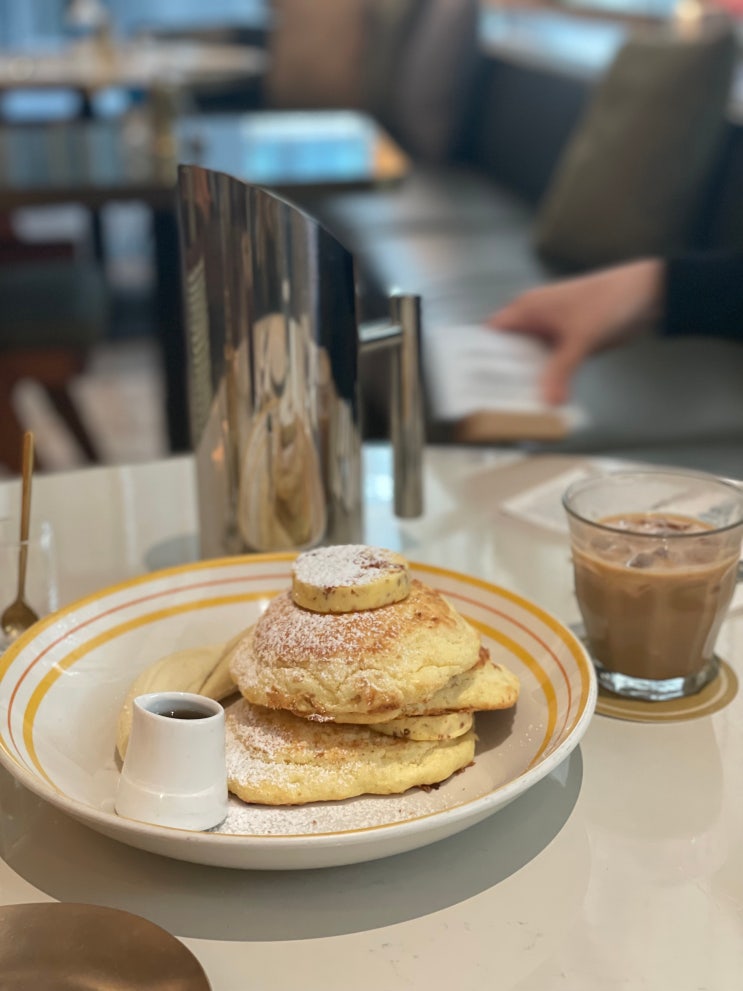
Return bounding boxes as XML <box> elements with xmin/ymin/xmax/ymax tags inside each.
<box><xmin>415</xmin><ymin>561</ymin><xmax>593</xmax><ymax>733</ymax></box>
<box><xmin>0</xmin><ymin>553</ymin><xmax>296</xmax><ymax>683</ymax></box>
<box><xmin>22</xmin><ymin>591</ymin><xmax>276</xmax><ymax>784</ymax></box>
<box><xmin>15</xmin><ymin>556</ymin><xmax>594</xmax><ymax>795</ymax></box>
<box><xmin>5</xmin><ymin>573</ymin><xmax>288</xmax><ymax>747</ymax></box>
<box><xmin>6</xmin><ymin>557</ymin><xmax>598</xmax><ymax>839</ymax></box>
<box><xmin>466</xmin><ymin>616</ymin><xmax>557</xmax><ymax>766</ymax></box>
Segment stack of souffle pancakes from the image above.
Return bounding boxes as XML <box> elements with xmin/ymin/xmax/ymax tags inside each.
<box><xmin>117</xmin><ymin>545</ymin><xmax>520</xmax><ymax>805</ymax></box>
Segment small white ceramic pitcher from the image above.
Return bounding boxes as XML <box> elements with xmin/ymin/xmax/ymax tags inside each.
<box><xmin>115</xmin><ymin>691</ymin><xmax>228</xmax><ymax>831</ymax></box>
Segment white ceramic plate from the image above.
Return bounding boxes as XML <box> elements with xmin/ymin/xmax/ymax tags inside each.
<box><xmin>0</xmin><ymin>555</ymin><xmax>596</xmax><ymax>870</ymax></box>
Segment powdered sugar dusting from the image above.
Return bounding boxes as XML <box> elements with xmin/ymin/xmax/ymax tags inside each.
<box><xmin>214</xmin><ymin>789</ymin><xmax>453</xmax><ymax>835</ymax></box>
<box><xmin>292</xmin><ymin>544</ymin><xmax>406</xmax><ymax>589</ymax></box>
<box><xmin>215</xmin><ymin>703</ymin><xmax>477</xmax><ymax>834</ymax></box>
<box><xmin>210</xmin><ymin>703</ymin><xmax>522</xmax><ymax>837</ymax></box>
<box><xmin>231</xmin><ymin>580</ymin><xmax>476</xmax><ymax>717</ymax></box>
<box><xmin>224</xmin><ymin>700</ymin><xmax>372</xmax><ymax>772</ymax></box>
<box><xmin>254</xmin><ymin>590</ymin><xmax>407</xmax><ymax>660</ymax></box>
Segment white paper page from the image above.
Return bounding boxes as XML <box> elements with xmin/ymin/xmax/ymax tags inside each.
<box><xmin>425</xmin><ymin>323</ymin><xmax>587</xmax><ymax>428</ymax></box>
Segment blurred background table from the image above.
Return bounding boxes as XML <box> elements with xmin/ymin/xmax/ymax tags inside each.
<box><xmin>0</xmin><ymin>444</ymin><xmax>741</xmax><ymax>990</ymax></box>
<box><xmin>0</xmin><ymin>36</ymin><xmax>268</xmax><ymax>101</ymax></box>
<box><xmin>0</xmin><ymin>109</ymin><xmax>411</xmax><ymax>458</ymax></box>
<box><xmin>0</xmin><ymin>110</ymin><xmax>411</xmax><ymax>209</ymax></box>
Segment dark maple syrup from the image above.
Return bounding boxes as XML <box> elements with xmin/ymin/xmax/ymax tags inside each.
<box><xmin>158</xmin><ymin>707</ymin><xmax>210</xmax><ymax>720</ymax></box>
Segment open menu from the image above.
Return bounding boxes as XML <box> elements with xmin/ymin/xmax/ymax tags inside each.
<box><xmin>424</xmin><ymin>323</ymin><xmax>588</xmax><ymax>442</ymax></box>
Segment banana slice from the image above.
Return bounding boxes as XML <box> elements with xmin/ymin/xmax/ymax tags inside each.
<box><xmin>116</xmin><ymin>630</ymin><xmax>243</xmax><ymax>760</ymax></box>
<box><xmin>291</xmin><ymin>544</ymin><xmax>410</xmax><ymax>613</ymax></box>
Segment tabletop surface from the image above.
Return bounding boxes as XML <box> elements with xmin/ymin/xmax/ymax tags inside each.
<box><xmin>0</xmin><ymin>109</ymin><xmax>411</xmax><ymax>209</ymax></box>
<box><xmin>0</xmin><ymin>444</ymin><xmax>740</xmax><ymax>991</ymax></box>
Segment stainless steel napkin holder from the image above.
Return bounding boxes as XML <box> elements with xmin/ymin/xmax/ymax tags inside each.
<box><xmin>176</xmin><ymin>165</ymin><xmax>424</xmax><ymax>557</ymax></box>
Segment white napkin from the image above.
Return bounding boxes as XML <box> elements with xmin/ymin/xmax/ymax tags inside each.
<box><xmin>500</xmin><ymin>461</ymin><xmax>641</xmax><ymax>534</ymax></box>
<box><xmin>501</xmin><ymin>465</ymin><xmax>743</xmax><ymax>611</ymax></box>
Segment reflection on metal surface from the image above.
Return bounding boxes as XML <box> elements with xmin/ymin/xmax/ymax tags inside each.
<box><xmin>0</xmin><ymin>902</ymin><xmax>211</xmax><ymax>990</ymax></box>
<box><xmin>177</xmin><ymin>165</ymin><xmax>424</xmax><ymax>557</ymax></box>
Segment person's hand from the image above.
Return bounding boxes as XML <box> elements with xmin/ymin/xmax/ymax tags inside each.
<box><xmin>487</xmin><ymin>259</ymin><xmax>665</xmax><ymax>404</ymax></box>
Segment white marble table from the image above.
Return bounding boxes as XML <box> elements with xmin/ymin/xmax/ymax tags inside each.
<box><xmin>0</xmin><ymin>445</ymin><xmax>741</xmax><ymax>991</ymax></box>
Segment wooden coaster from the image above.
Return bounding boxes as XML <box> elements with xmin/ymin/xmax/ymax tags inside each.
<box><xmin>595</xmin><ymin>658</ymin><xmax>738</xmax><ymax>723</ymax></box>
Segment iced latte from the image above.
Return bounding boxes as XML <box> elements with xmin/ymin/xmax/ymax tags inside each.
<box><xmin>564</xmin><ymin>472</ymin><xmax>743</xmax><ymax>700</ymax></box>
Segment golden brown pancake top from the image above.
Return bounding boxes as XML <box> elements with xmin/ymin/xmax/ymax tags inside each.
<box><xmin>231</xmin><ymin>579</ymin><xmax>482</xmax><ymax>718</ymax></box>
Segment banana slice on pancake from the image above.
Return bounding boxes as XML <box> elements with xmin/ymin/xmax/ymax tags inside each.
<box><xmin>291</xmin><ymin>544</ymin><xmax>410</xmax><ymax>613</ymax></box>
<box><xmin>115</xmin><ymin>632</ymin><xmax>241</xmax><ymax>760</ymax></box>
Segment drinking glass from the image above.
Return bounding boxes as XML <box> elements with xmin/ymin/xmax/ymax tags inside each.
<box><xmin>0</xmin><ymin>519</ymin><xmax>58</xmax><ymax>652</ymax></box>
<box><xmin>563</xmin><ymin>469</ymin><xmax>743</xmax><ymax>701</ymax></box>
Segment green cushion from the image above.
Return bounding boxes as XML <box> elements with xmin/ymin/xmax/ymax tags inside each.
<box><xmin>534</xmin><ymin>22</ymin><xmax>736</xmax><ymax>270</ymax></box>
<box><xmin>0</xmin><ymin>260</ymin><xmax>108</xmax><ymax>350</ymax></box>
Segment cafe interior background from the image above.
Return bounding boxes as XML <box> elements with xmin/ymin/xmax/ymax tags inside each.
<box><xmin>2</xmin><ymin>0</ymin><xmax>743</xmax><ymax>481</ymax></box>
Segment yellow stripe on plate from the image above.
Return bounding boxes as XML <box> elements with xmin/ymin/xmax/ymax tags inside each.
<box><xmin>415</xmin><ymin>561</ymin><xmax>593</xmax><ymax>732</ymax></box>
<box><xmin>23</xmin><ymin>590</ymin><xmax>279</xmax><ymax>785</ymax></box>
<box><xmin>466</xmin><ymin>616</ymin><xmax>556</xmax><ymax>766</ymax></box>
<box><xmin>0</xmin><ymin>552</ymin><xmax>296</xmax><ymax>683</ymax></box>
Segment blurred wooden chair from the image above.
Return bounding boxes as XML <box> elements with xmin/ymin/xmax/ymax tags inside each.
<box><xmin>0</xmin><ymin>214</ymin><xmax>108</xmax><ymax>473</ymax></box>
<box><xmin>264</xmin><ymin>0</ymin><xmax>479</xmax><ymax>163</ymax></box>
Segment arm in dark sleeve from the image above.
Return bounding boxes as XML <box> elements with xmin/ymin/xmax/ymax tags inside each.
<box><xmin>662</xmin><ymin>250</ymin><xmax>743</xmax><ymax>340</ymax></box>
